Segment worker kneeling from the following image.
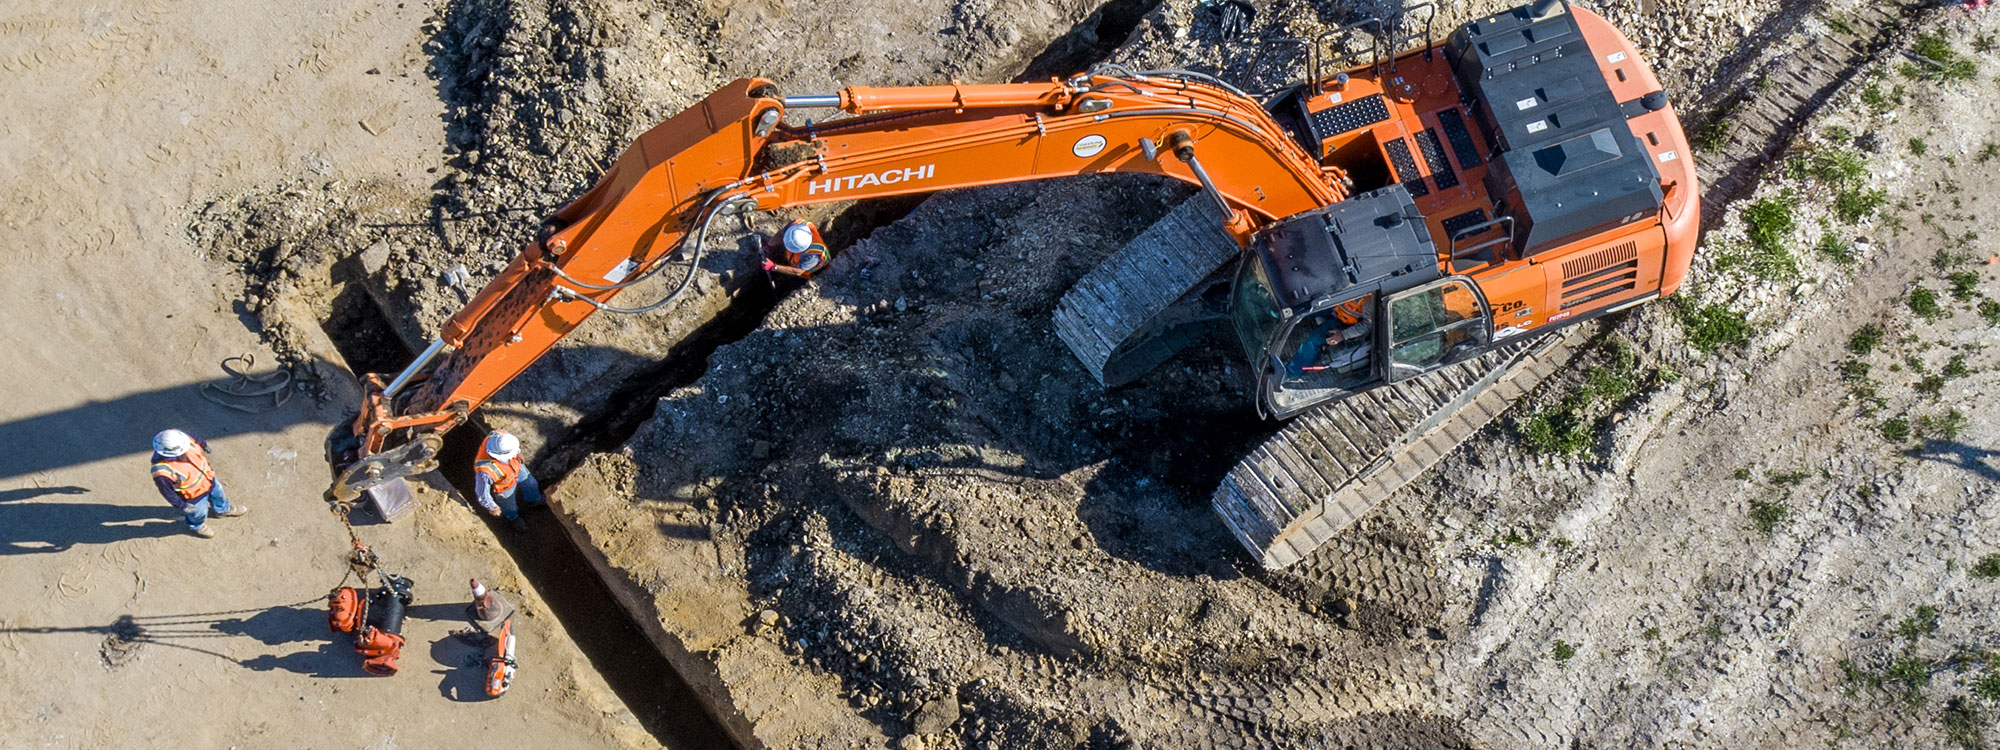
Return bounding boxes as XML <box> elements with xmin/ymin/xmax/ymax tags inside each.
<box><xmin>150</xmin><ymin>429</ymin><xmax>248</xmax><ymax>539</ymax></box>
<box><xmin>474</xmin><ymin>431</ymin><xmax>543</xmax><ymax>532</ymax></box>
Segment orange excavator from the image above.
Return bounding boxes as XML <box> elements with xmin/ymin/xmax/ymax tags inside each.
<box><xmin>325</xmin><ymin>2</ymin><xmax>1697</xmax><ymax>560</ymax></box>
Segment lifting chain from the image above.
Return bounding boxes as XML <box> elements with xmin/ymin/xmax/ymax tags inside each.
<box><xmin>326</xmin><ymin>490</ymin><xmax>384</xmax><ymax>589</ymax></box>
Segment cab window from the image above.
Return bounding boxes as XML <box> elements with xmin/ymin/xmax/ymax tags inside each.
<box><xmin>1385</xmin><ymin>279</ymin><xmax>1489</xmax><ymax>377</ymax></box>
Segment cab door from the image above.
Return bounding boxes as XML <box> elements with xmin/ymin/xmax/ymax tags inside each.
<box><xmin>1258</xmin><ymin>293</ymin><xmax>1384</xmax><ymax>419</ymax></box>
<box><xmin>1380</xmin><ymin>277</ymin><xmax>1493</xmax><ymax>383</ymax></box>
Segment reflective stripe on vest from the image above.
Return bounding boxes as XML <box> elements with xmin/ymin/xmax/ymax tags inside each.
<box><xmin>151</xmin><ymin>446</ymin><xmax>215</xmax><ymax>500</ymax></box>
<box><xmin>1334</xmin><ymin>297</ymin><xmax>1368</xmax><ymax>326</ymax></box>
<box><xmin>475</xmin><ymin>454</ymin><xmax>523</xmax><ymax>495</ymax></box>
<box><xmin>787</xmin><ymin>242</ymin><xmax>828</xmax><ymax>273</ymax></box>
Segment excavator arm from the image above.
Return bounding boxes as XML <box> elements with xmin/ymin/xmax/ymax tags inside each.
<box><xmin>329</xmin><ymin>71</ymin><xmax>1346</xmax><ymax>498</ymax></box>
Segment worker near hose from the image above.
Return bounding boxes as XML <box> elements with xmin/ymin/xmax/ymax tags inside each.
<box><xmin>150</xmin><ymin>429</ymin><xmax>247</xmax><ymax>539</ymax></box>
<box><xmin>473</xmin><ymin>431</ymin><xmax>543</xmax><ymax>532</ymax></box>
<box><xmin>761</xmin><ymin>219</ymin><xmax>830</xmax><ymax>280</ymax></box>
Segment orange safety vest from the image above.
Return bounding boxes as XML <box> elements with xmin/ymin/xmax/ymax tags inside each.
<box><xmin>474</xmin><ymin>449</ymin><xmax>524</xmax><ymax>496</ymax></box>
<box><xmin>152</xmin><ymin>445</ymin><xmax>216</xmax><ymax>500</ymax></box>
<box><xmin>1333</xmin><ymin>297</ymin><xmax>1369</xmax><ymax>326</ymax></box>
<box><xmin>776</xmin><ymin>221</ymin><xmax>830</xmax><ymax>276</ymax></box>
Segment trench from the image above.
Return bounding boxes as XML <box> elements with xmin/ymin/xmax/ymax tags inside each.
<box><xmin>535</xmin><ymin>0</ymin><xmax>1171</xmax><ymax>479</ymax></box>
<box><xmin>318</xmin><ymin>1</ymin><xmax>1173</xmax><ymax>745</ymax></box>
<box><xmin>320</xmin><ymin>285</ymin><xmax>732</xmax><ymax>750</ymax></box>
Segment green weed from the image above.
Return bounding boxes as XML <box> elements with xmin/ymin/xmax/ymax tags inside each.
<box><xmin>1916</xmin><ymin>409</ymin><xmax>1968</xmax><ymax>441</ymax></box>
<box><xmin>1882</xmin><ymin>417</ymin><xmax>1912</xmax><ymax>443</ymax></box>
<box><xmin>1944</xmin><ymin>697</ymin><xmax>1985</xmax><ymax>750</ymax></box>
<box><xmin>1910</xmin><ymin>286</ymin><xmax>1946</xmax><ymax>321</ymax></box>
<box><xmin>1982</xmin><ymin>299</ymin><xmax>2000</xmax><ymax>326</ymax></box>
<box><xmin>1749</xmin><ymin>499</ymin><xmax>1788</xmax><ymax>536</ymax></box>
<box><xmin>1678</xmin><ymin>302</ymin><xmax>1751</xmax><ymax>352</ymax></box>
<box><xmin>1897</xmin><ymin>605</ymin><xmax>1941</xmax><ymax>642</ymax></box>
<box><xmin>1949</xmin><ymin>271</ymin><xmax>1981</xmax><ymax>301</ymax></box>
<box><xmin>1816</xmin><ymin>233</ymin><xmax>1857</xmax><ymax>265</ymax></box>
<box><xmin>1972</xmin><ymin>554</ymin><xmax>2000</xmax><ymax>580</ymax></box>
<box><xmin>1910</xmin><ymin>138</ymin><xmax>1929</xmax><ymax>156</ymax></box>
<box><xmin>1835</xmin><ymin>187</ymin><xmax>1889</xmax><ymax>222</ymax></box>
<box><xmin>1848</xmin><ymin>324</ymin><xmax>1884</xmax><ymax>355</ymax></box>
<box><xmin>1552</xmin><ymin>640</ymin><xmax>1576</xmax><ymax>662</ymax></box>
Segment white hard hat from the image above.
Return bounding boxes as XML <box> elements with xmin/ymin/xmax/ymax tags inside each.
<box><xmin>782</xmin><ymin>222</ymin><xmax>815</xmax><ymax>253</ymax></box>
<box><xmin>153</xmin><ymin>429</ymin><xmax>194</xmax><ymax>458</ymax></box>
<box><xmin>484</xmin><ymin>431</ymin><xmax>521</xmax><ymax>459</ymax></box>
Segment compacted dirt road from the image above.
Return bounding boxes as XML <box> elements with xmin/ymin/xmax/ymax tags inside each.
<box><xmin>0</xmin><ymin>2</ymin><xmax>658</xmax><ymax>747</ymax></box>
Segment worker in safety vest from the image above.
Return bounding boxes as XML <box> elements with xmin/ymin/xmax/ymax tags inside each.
<box><xmin>761</xmin><ymin>220</ymin><xmax>830</xmax><ymax>280</ymax></box>
<box><xmin>150</xmin><ymin>429</ymin><xmax>247</xmax><ymax>539</ymax></box>
<box><xmin>473</xmin><ymin>431</ymin><xmax>543</xmax><ymax>532</ymax></box>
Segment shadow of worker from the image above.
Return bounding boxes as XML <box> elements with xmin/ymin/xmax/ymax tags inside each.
<box><xmin>1912</xmin><ymin>440</ymin><xmax>2000</xmax><ymax>483</ymax></box>
<box><xmin>0</xmin><ymin>500</ymin><xmax>180</xmax><ymax>555</ymax></box>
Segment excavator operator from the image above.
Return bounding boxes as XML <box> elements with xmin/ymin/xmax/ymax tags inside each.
<box><xmin>1286</xmin><ymin>295</ymin><xmax>1373</xmax><ymax>380</ymax></box>
<box><xmin>761</xmin><ymin>220</ymin><xmax>831</xmax><ymax>281</ymax></box>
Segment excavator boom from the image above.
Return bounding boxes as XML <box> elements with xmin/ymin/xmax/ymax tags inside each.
<box><xmin>331</xmin><ymin>71</ymin><xmax>1350</xmax><ymax>492</ymax></box>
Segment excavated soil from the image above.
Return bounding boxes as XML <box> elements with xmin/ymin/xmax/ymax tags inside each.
<box><xmin>195</xmin><ymin>0</ymin><xmax>2000</xmax><ymax>747</ymax></box>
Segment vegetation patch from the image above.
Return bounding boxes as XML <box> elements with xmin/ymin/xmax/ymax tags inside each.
<box><xmin>1848</xmin><ymin>324</ymin><xmax>1884</xmax><ymax>355</ymax></box>
<box><xmin>1677</xmin><ymin>301</ymin><xmax>1751</xmax><ymax>352</ymax></box>
<box><xmin>1911</xmin><ymin>32</ymin><xmax>1980</xmax><ymax>84</ymax></box>
<box><xmin>1915</xmin><ymin>409</ymin><xmax>1968</xmax><ymax>442</ymax></box>
<box><xmin>1835</xmin><ymin>187</ymin><xmax>1889</xmax><ymax>223</ymax></box>
<box><xmin>1740</xmin><ymin>198</ymin><xmax>1799</xmax><ymax>278</ymax></box>
<box><xmin>1552</xmin><ymin>640</ymin><xmax>1576</xmax><ymax>663</ymax></box>
<box><xmin>1910</xmin><ymin>286</ymin><xmax>1946</xmax><ymax>321</ymax></box>
<box><xmin>1972</xmin><ymin>554</ymin><xmax>2000</xmax><ymax>580</ymax></box>
<box><xmin>1881</xmin><ymin>417</ymin><xmax>1912</xmax><ymax>443</ymax></box>
<box><xmin>1948</xmin><ymin>271</ymin><xmax>1981</xmax><ymax>301</ymax></box>
<box><xmin>1517</xmin><ymin>340</ymin><xmax>1647</xmax><ymax>455</ymax></box>
<box><xmin>1748</xmin><ymin>499</ymin><xmax>1788</xmax><ymax>536</ymax></box>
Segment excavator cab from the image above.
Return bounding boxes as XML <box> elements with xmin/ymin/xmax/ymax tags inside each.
<box><xmin>1231</xmin><ymin>185</ymin><xmax>1492</xmax><ymax>419</ymax></box>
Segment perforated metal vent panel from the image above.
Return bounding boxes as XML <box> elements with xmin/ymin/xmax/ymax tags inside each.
<box><xmin>1414</xmin><ymin>129</ymin><xmax>1458</xmax><ymax>190</ymax></box>
<box><xmin>1306</xmin><ymin>94</ymin><xmax>1391</xmax><ymax>143</ymax></box>
<box><xmin>1383</xmin><ymin>137</ymin><xmax>1429</xmax><ymax>198</ymax></box>
<box><xmin>1437</xmin><ymin>109</ymin><xmax>1482</xmax><ymax>168</ymax></box>
<box><xmin>1440</xmin><ymin>209</ymin><xmax>1489</xmax><ymax>238</ymax></box>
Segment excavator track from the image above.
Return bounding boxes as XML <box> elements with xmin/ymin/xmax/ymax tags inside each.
<box><xmin>1053</xmin><ymin>197</ymin><xmax>1239</xmax><ymax>386</ymax></box>
<box><xmin>1215</xmin><ymin>0</ymin><xmax>1928</xmax><ymax>571</ymax></box>
<box><xmin>1215</xmin><ymin>333</ymin><xmax>1578</xmax><ymax>569</ymax></box>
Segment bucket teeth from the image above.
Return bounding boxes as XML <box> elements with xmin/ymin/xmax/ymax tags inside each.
<box><xmin>1054</xmin><ymin>197</ymin><xmax>1240</xmax><ymax>386</ymax></box>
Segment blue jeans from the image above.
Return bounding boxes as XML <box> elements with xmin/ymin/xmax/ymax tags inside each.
<box><xmin>182</xmin><ymin>480</ymin><xmax>234</xmax><ymax>529</ymax></box>
<box><xmin>495</xmin><ymin>472</ymin><xmax>544</xmax><ymax>520</ymax></box>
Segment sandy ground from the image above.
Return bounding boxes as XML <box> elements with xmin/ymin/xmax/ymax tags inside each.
<box><xmin>0</xmin><ymin>1</ymin><xmax>653</xmax><ymax>747</ymax></box>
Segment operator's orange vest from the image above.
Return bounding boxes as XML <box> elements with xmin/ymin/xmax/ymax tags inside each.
<box><xmin>152</xmin><ymin>445</ymin><xmax>216</xmax><ymax>500</ymax></box>
<box><xmin>474</xmin><ymin>450</ymin><xmax>524</xmax><ymax>495</ymax></box>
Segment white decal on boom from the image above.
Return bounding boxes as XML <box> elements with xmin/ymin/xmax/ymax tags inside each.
<box><xmin>808</xmin><ymin>164</ymin><xmax>936</xmax><ymax>195</ymax></box>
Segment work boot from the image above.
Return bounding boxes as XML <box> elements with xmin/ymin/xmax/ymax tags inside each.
<box><xmin>192</xmin><ymin>525</ymin><xmax>216</xmax><ymax>539</ymax></box>
<box><xmin>508</xmin><ymin>517</ymin><xmax>528</xmax><ymax>533</ymax></box>
<box><xmin>214</xmin><ymin>505</ymin><xmax>249</xmax><ymax>518</ymax></box>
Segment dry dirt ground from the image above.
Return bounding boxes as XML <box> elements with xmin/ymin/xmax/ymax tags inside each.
<box><xmin>0</xmin><ymin>1</ymin><xmax>655</xmax><ymax>747</ymax></box>
<box><xmin>24</xmin><ymin>0</ymin><xmax>2000</xmax><ymax>748</ymax></box>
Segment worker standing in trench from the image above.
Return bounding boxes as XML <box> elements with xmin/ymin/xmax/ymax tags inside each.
<box><xmin>472</xmin><ymin>431</ymin><xmax>543</xmax><ymax>532</ymax></box>
<box><xmin>149</xmin><ymin>429</ymin><xmax>248</xmax><ymax>538</ymax></box>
